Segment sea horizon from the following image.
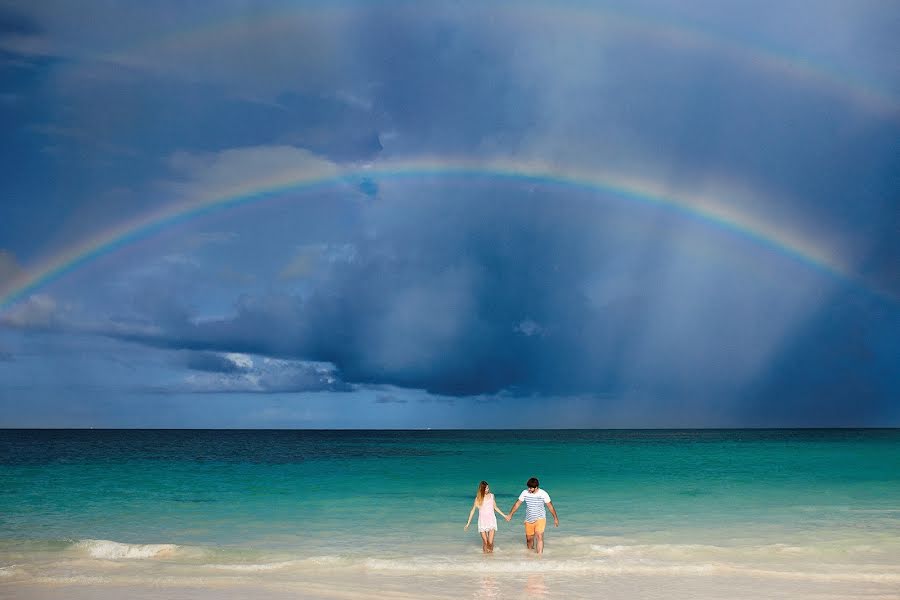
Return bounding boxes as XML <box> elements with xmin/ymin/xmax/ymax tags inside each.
<box><xmin>3</xmin><ymin>426</ymin><xmax>898</xmax><ymax>431</ymax></box>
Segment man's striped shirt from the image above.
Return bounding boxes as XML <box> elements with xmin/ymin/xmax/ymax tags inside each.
<box><xmin>518</xmin><ymin>488</ymin><xmax>551</xmax><ymax>522</ymax></box>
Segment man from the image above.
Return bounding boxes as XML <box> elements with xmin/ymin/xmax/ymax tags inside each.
<box><xmin>506</xmin><ymin>477</ymin><xmax>559</xmax><ymax>554</ymax></box>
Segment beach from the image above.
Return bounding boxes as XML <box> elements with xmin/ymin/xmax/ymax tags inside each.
<box><xmin>9</xmin><ymin>572</ymin><xmax>900</xmax><ymax>600</ymax></box>
<box><xmin>2</xmin><ymin>429</ymin><xmax>899</xmax><ymax>599</ymax></box>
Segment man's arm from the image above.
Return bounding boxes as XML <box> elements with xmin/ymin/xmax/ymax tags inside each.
<box><xmin>546</xmin><ymin>501</ymin><xmax>559</xmax><ymax>527</ymax></box>
<box><xmin>506</xmin><ymin>499</ymin><xmax>522</xmax><ymax>521</ymax></box>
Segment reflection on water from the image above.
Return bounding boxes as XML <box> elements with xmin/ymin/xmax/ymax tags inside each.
<box><xmin>475</xmin><ymin>575</ymin><xmax>500</xmax><ymax>599</ymax></box>
<box><xmin>525</xmin><ymin>573</ymin><xmax>549</xmax><ymax>597</ymax></box>
<box><xmin>473</xmin><ymin>573</ymin><xmax>549</xmax><ymax>598</ymax></box>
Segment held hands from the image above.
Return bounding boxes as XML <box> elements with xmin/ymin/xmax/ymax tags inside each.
<box><xmin>505</xmin><ymin>515</ymin><xmax>512</xmax><ymax>522</ymax></box>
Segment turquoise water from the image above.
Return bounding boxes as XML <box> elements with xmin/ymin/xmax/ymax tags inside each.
<box><xmin>2</xmin><ymin>429</ymin><xmax>899</xmax><ymax>597</ymax></box>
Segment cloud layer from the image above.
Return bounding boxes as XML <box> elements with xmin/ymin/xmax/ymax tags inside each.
<box><xmin>0</xmin><ymin>1</ymin><xmax>897</xmax><ymax>426</ymax></box>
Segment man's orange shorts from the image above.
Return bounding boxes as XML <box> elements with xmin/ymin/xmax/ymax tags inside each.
<box><xmin>524</xmin><ymin>518</ymin><xmax>546</xmax><ymax>535</ymax></box>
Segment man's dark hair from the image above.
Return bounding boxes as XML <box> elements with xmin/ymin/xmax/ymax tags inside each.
<box><xmin>526</xmin><ymin>477</ymin><xmax>539</xmax><ymax>488</ymax></box>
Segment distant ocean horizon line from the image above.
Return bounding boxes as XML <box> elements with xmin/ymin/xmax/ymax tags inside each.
<box><xmin>2</xmin><ymin>427</ymin><xmax>897</xmax><ymax>431</ymax></box>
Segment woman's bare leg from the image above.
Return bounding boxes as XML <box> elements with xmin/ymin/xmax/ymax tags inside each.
<box><xmin>480</xmin><ymin>531</ymin><xmax>489</xmax><ymax>553</ymax></box>
<box><xmin>486</xmin><ymin>530</ymin><xmax>496</xmax><ymax>553</ymax></box>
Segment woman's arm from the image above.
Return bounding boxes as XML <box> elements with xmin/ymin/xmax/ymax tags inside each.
<box><xmin>464</xmin><ymin>500</ymin><xmax>477</xmax><ymax>530</ymax></box>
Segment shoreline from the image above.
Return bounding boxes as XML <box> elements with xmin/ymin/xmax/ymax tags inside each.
<box><xmin>6</xmin><ymin>571</ymin><xmax>900</xmax><ymax>600</ymax></box>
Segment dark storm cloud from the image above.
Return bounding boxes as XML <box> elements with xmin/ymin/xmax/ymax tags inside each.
<box><xmin>50</xmin><ymin>180</ymin><xmax>868</xmax><ymax>410</ymax></box>
<box><xmin>84</xmin><ymin>188</ymin><xmax>604</xmax><ymax>396</ymax></box>
<box><xmin>1</xmin><ymin>1</ymin><xmax>898</xmax><ymax>425</ymax></box>
<box><xmin>742</xmin><ymin>290</ymin><xmax>899</xmax><ymax>426</ymax></box>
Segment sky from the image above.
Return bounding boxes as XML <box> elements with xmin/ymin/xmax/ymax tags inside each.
<box><xmin>0</xmin><ymin>0</ymin><xmax>897</xmax><ymax>428</ymax></box>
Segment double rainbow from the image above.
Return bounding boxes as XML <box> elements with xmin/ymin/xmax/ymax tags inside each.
<box><xmin>96</xmin><ymin>2</ymin><xmax>898</xmax><ymax>118</ymax></box>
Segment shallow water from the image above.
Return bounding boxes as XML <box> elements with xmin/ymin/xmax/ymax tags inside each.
<box><xmin>1</xmin><ymin>429</ymin><xmax>898</xmax><ymax>598</ymax></box>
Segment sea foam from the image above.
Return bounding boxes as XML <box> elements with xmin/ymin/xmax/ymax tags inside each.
<box><xmin>0</xmin><ymin>564</ymin><xmax>21</xmax><ymax>578</ymax></box>
<box><xmin>73</xmin><ymin>539</ymin><xmax>181</xmax><ymax>560</ymax></box>
<box><xmin>361</xmin><ymin>556</ymin><xmax>900</xmax><ymax>583</ymax></box>
<box><xmin>206</xmin><ymin>556</ymin><xmax>345</xmax><ymax>572</ymax></box>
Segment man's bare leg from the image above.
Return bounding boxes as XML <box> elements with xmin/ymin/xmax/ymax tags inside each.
<box><xmin>525</xmin><ymin>534</ymin><xmax>534</xmax><ymax>551</ymax></box>
<box><xmin>535</xmin><ymin>532</ymin><xmax>544</xmax><ymax>555</ymax></box>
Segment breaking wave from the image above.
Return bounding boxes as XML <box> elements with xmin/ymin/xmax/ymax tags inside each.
<box><xmin>72</xmin><ymin>539</ymin><xmax>184</xmax><ymax>560</ymax></box>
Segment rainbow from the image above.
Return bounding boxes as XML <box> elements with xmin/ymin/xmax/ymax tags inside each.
<box><xmin>0</xmin><ymin>157</ymin><xmax>862</xmax><ymax>311</ymax></box>
<box><xmin>517</xmin><ymin>4</ymin><xmax>899</xmax><ymax>118</ymax></box>
<box><xmin>92</xmin><ymin>2</ymin><xmax>898</xmax><ymax>118</ymax></box>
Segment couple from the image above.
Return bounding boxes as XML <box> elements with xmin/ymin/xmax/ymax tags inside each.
<box><xmin>464</xmin><ymin>477</ymin><xmax>560</xmax><ymax>554</ymax></box>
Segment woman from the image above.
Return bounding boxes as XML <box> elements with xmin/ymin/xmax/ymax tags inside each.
<box><xmin>464</xmin><ymin>481</ymin><xmax>508</xmax><ymax>553</ymax></box>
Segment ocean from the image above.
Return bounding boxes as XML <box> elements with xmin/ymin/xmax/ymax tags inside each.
<box><xmin>1</xmin><ymin>429</ymin><xmax>898</xmax><ymax>599</ymax></box>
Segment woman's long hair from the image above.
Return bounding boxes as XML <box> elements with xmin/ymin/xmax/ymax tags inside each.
<box><xmin>475</xmin><ymin>481</ymin><xmax>489</xmax><ymax>507</ymax></box>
